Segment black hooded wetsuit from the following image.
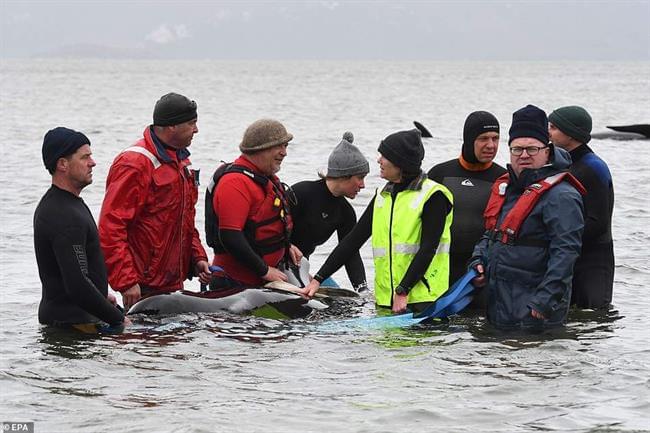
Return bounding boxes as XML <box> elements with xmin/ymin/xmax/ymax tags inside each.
<box><xmin>34</xmin><ymin>185</ymin><xmax>124</xmax><ymax>327</ymax></box>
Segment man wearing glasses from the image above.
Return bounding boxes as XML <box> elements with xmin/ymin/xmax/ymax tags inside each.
<box><xmin>469</xmin><ymin>105</ymin><xmax>585</xmax><ymax>330</ymax></box>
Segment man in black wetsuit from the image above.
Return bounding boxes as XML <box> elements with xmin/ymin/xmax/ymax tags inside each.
<box><xmin>34</xmin><ymin>127</ymin><xmax>127</xmax><ymax>331</ymax></box>
<box><xmin>549</xmin><ymin>106</ymin><xmax>615</xmax><ymax>309</ymax></box>
<box><xmin>290</xmin><ymin>132</ymin><xmax>369</xmax><ymax>291</ymax></box>
<box><xmin>427</xmin><ymin>111</ymin><xmax>506</xmax><ymax>310</ymax></box>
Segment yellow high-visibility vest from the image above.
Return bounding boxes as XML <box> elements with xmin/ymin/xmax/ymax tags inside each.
<box><xmin>371</xmin><ymin>178</ymin><xmax>453</xmax><ymax>307</ymax></box>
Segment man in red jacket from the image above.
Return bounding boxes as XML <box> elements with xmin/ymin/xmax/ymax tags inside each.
<box><xmin>99</xmin><ymin>93</ymin><xmax>210</xmax><ymax>309</ymax></box>
<box><xmin>205</xmin><ymin>119</ymin><xmax>301</xmax><ymax>289</ymax></box>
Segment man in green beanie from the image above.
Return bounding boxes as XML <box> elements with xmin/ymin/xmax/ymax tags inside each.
<box><xmin>549</xmin><ymin>105</ymin><xmax>615</xmax><ymax>310</ymax></box>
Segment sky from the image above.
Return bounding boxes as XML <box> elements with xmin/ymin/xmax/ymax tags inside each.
<box><xmin>1</xmin><ymin>0</ymin><xmax>649</xmax><ymax>60</ymax></box>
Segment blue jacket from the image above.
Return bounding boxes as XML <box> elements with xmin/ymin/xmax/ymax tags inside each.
<box><xmin>471</xmin><ymin>147</ymin><xmax>584</xmax><ymax>330</ymax></box>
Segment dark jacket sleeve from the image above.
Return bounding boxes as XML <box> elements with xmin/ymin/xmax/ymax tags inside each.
<box><xmin>528</xmin><ymin>186</ymin><xmax>584</xmax><ymax>317</ymax></box>
<box><xmin>52</xmin><ymin>227</ymin><xmax>124</xmax><ymax>326</ymax></box>
<box><xmin>219</xmin><ymin>229</ymin><xmax>269</xmax><ymax>276</ymax></box>
<box><xmin>338</xmin><ymin>201</ymin><xmax>367</xmax><ymax>288</ymax></box>
<box><xmin>397</xmin><ymin>191</ymin><xmax>452</xmax><ymax>291</ymax></box>
<box><xmin>469</xmin><ymin>232</ymin><xmax>490</xmax><ymax>269</ymax></box>
<box><xmin>315</xmin><ymin>198</ymin><xmax>374</xmax><ymax>282</ymax></box>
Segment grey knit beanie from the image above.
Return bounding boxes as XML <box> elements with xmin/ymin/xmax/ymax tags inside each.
<box><xmin>320</xmin><ymin>132</ymin><xmax>370</xmax><ymax>178</ymax></box>
<box><xmin>240</xmin><ymin>119</ymin><xmax>293</xmax><ymax>153</ymax></box>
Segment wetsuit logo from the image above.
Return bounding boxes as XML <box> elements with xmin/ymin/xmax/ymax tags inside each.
<box><xmin>72</xmin><ymin>245</ymin><xmax>88</xmax><ymax>275</ymax></box>
<box><xmin>461</xmin><ymin>179</ymin><xmax>474</xmax><ymax>187</ymax></box>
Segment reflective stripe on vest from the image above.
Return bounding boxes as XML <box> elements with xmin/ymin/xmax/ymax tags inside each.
<box><xmin>484</xmin><ymin>171</ymin><xmax>586</xmax><ymax>244</ymax></box>
<box><xmin>371</xmin><ymin>179</ymin><xmax>453</xmax><ymax>307</ymax></box>
<box><xmin>122</xmin><ymin>146</ymin><xmax>161</xmax><ymax>169</ymax></box>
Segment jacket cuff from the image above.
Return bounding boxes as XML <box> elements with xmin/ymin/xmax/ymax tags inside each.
<box><xmin>528</xmin><ymin>300</ymin><xmax>552</xmax><ymax>318</ymax></box>
<box><xmin>256</xmin><ymin>264</ymin><xmax>270</xmax><ymax>277</ymax></box>
<box><xmin>467</xmin><ymin>256</ymin><xmax>485</xmax><ymax>272</ymax></box>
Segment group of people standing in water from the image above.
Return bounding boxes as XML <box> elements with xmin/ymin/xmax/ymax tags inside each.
<box><xmin>33</xmin><ymin>91</ymin><xmax>615</xmax><ymax>333</ymax></box>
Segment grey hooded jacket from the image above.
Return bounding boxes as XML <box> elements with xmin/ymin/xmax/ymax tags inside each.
<box><xmin>470</xmin><ymin>146</ymin><xmax>584</xmax><ymax>330</ymax></box>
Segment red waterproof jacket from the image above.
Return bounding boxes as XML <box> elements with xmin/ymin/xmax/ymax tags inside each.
<box><xmin>99</xmin><ymin>126</ymin><xmax>208</xmax><ymax>293</ymax></box>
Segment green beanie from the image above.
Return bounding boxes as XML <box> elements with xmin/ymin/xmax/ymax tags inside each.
<box><xmin>549</xmin><ymin>105</ymin><xmax>592</xmax><ymax>144</ymax></box>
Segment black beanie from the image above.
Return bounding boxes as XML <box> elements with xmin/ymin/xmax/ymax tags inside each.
<box><xmin>153</xmin><ymin>92</ymin><xmax>198</xmax><ymax>126</ymax></box>
<box><xmin>42</xmin><ymin>127</ymin><xmax>91</xmax><ymax>173</ymax></box>
<box><xmin>462</xmin><ymin>111</ymin><xmax>500</xmax><ymax>163</ymax></box>
<box><xmin>508</xmin><ymin>104</ymin><xmax>549</xmax><ymax>145</ymax></box>
<box><xmin>378</xmin><ymin>129</ymin><xmax>424</xmax><ymax>175</ymax></box>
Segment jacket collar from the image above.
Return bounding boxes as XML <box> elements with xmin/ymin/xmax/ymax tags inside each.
<box><xmin>381</xmin><ymin>171</ymin><xmax>427</xmax><ymax>194</ymax></box>
<box><xmin>148</xmin><ymin>126</ymin><xmax>191</xmax><ymax>164</ymax></box>
<box><xmin>458</xmin><ymin>153</ymin><xmax>493</xmax><ymax>172</ymax></box>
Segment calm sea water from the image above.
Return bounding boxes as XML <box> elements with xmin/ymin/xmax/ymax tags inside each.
<box><xmin>1</xmin><ymin>59</ymin><xmax>649</xmax><ymax>433</ymax></box>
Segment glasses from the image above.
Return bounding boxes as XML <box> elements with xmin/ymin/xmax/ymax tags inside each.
<box><xmin>509</xmin><ymin>145</ymin><xmax>548</xmax><ymax>156</ymax></box>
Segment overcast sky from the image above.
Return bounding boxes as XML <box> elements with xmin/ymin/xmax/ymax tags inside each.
<box><xmin>1</xmin><ymin>1</ymin><xmax>649</xmax><ymax>60</ymax></box>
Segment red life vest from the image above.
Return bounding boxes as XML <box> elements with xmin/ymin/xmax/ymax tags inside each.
<box><xmin>484</xmin><ymin>172</ymin><xmax>586</xmax><ymax>245</ymax></box>
<box><xmin>205</xmin><ymin>163</ymin><xmax>293</xmax><ymax>258</ymax></box>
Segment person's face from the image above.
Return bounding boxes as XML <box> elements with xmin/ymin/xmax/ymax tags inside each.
<box><xmin>258</xmin><ymin>142</ymin><xmax>289</xmax><ymax>175</ymax></box>
<box><xmin>335</xmin><ymin>174</ymin><xmax>366</xmax><ymax>199</ymax></box>
<box><xmin>509</xmin><ymin>137</ymin><xmax>550</xmax><ymax>177</ymax></box>
<box><xmin>63</xmin><ymin>144</ymin><xmax>95</xmax><ymax>189</ymax></box>
<box><xmin>473</xmin><ymin>131</ymin><xmax>499</xmax><ymax>163</ymax></box>
<box><xmin>377</xmin><ymin>154</ymin><xmax>401</xmax><ymax>183</ymax></box>
<box><xmin>169</xmin><ymin>118</ymin><xmax>199</xmax><ymax>149</ymax></box>
<box><xmin>548</xmin><ymin>123</ymin><xmax>577</xmax><ymax>151</ymax></box>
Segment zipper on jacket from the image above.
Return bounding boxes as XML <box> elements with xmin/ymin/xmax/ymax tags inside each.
<box><xmin>179</xmin><ymin>163</ymin><xmax>185</xmax><ymax>280</ymax></box>
<box><xmin>388</xmin><ymin>194</ymin><xmax>397</xmax><ymax>304</ymax></box>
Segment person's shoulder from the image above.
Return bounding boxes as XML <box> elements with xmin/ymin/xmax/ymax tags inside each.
<box><xmin>108</xmin><ymin>150</ymin><xmax>158</xmax><ymax>180</ymax></box>
<box><xmin>216</xmin><ymin>169</ymin><xmax>263</xmax><ymax>194</ymax></box>
<box><xmin>428</xmin><ymin>158</ymin><xmax>459</xmax><ymax>177</ymax></box>
<box><xmin>548</xmin><ymin>179</ymin><xmax>584</xmax><ymax>201</ymax></box>
<box><xmin>35</xmin><ymin>190</ymin><xmax>86</xmax><ymax>227</ymax></box>
<box><xmin>489</xmin><ymin>162</ymin><xmax>507</xmax><ymax>176</ymax></box>
<box><xmin>579</xmin><ymin>152</ymin><xmax>612</xmax><ymax>177</ymax></box>
<box><xmin>291</xmin><ymin>179</ymin><xmax>319</xmax><ymax>193</ymax></box>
